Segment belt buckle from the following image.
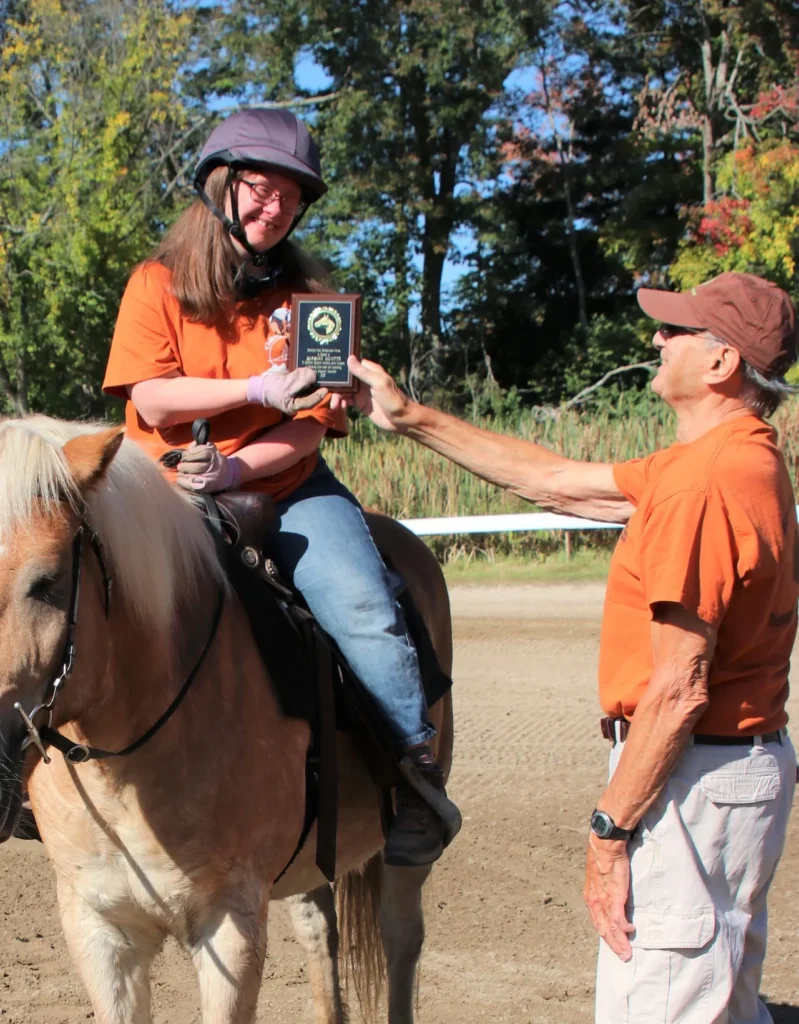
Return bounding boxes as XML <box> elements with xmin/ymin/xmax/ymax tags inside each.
<box><xmin>600</xmin><ymin>717</ymin><xmax>626</xmax><ymax>745</ymax></box>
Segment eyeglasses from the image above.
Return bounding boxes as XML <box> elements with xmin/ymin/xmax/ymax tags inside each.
<box><xmin>237</xmin><ymin>178</ymin><xmax>306</xmax><ymax>216</ymax></box>
<box><xmin>658</xmin><ymin>325</ymin><xmax>703</xmax><ymax>340</ymax></box>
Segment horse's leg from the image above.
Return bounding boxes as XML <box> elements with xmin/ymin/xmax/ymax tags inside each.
<box><xmin>379</xmin><ymin>863</ymin><xmax>432</xmax><ymax>1024</ymax></box>
<box><xmin>191</xmin><ymin>905</ymin><xmax>268</xmax><ymax>1024</ymax></box>
<box><xmin>287</xmin><ymin>885</ymin><xmax>348</xmax><ymax>1024</ymax></box>
<box><xmin>58</xmin><ymin>887</ymin><xmax>162</xmax><ymax>1024</ymax></box>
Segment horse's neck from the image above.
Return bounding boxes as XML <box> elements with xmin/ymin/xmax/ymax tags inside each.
<box><xmin>121</xmin><ymin>585</ymin><xmax>222</xmax><ymax>732</ymax></box>
<box><xmin>37</xmin><ymin>579</ymin><xmax>312</xmax><ymax>887</ymax></box>
<box><xmin>70</xmin><ymin>579</ymin><xmax>237</xmax><ymax>763</ymax></box>
<box><xmin>67</xmin><ymin>578</ymin><xmax>301</xmax><ymax>790</ymax></box>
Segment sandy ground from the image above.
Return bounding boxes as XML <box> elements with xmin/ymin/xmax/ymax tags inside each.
<box><xmin>2</xmin><ymin>583</ymin><xmax>799</xmax><ymax>1023</ymax></box>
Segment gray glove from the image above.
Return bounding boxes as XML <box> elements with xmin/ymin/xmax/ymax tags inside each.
<box><xmin>246</xmin><ymin>367</ymin><xmax>328</xmax><ymax>415</ymax></box>
<box><xmin>176</xmin><ymin>444</ymin><xmax>242</xmax><ymax>493</ymax></box>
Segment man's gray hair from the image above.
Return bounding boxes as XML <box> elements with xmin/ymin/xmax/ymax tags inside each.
<box><xmin>702</xmin><ymin>333</ymin><xmax>796</xmax><ymax>417</ymax></box>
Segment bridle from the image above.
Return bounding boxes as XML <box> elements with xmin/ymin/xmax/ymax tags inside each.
<box><xmin>14</xmin><ymin>511</ymin><xmax>323</xmax><ymax>885</ymax></box>
<box><xmin>14</xmin><ymin>521</ymin><xmax>224</xmax><ymax>766</ymax></box>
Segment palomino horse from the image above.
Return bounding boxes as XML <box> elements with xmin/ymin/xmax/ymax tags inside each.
<box><xmin>0</xmin><ymin>416</ymin><xmax>455</xmax><ymax>1024</ymax></box>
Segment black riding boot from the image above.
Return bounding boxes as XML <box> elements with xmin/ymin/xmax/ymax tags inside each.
<box><xmin>383</xmin><ymin>745</ymin><xmax>461</xmax><ymax>868</ymax></box>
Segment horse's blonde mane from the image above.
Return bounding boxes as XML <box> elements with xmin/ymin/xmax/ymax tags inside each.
<box><xmin>0</xmin><ymin>416</ymin><xmax>223</xmax><ymax>630</ymax></box>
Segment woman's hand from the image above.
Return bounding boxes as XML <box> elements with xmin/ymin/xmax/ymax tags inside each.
<box><xmin>176</xmin><ymin>444</ymin><xmax>242</xmax><ymax>493</ymax></box>
<box><xmin>247</xmin><ymin>367</ymin><xmax>328</xmax><ymax>414</ymax></box>
<box><xmin>346</xmin><ymin>356</ymin><xmax>413</xmax><ymax>432</ymax></box>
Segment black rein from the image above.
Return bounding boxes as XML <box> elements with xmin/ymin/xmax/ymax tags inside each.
<box><xmin>17</xmin><ymin>521</ymin><xmax>226</xmax><ymax>766</ymax></box>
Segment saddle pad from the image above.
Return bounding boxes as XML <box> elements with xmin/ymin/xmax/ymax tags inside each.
<box><xmin>224</xmin><ymin>549</ymin><xmax>453</xmax><ymax>728</ymax></box>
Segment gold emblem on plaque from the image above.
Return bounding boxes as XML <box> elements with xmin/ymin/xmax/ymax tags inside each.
<box><xmin>307</xmin><ymin>306</ymin><xmax>343</xmax><ymax>345</ymax></box>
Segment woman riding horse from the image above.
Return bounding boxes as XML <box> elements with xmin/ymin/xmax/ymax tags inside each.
<box><xmin>102</xmin><ymin>108</ymin><xmax>459</xmax><ymax>867</ymax></box>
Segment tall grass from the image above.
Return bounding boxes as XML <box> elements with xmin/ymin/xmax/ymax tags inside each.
<box><xmin>323</xmin><ymin>397</ymin><xmax>799</xmax><ymax>563</ymax></box>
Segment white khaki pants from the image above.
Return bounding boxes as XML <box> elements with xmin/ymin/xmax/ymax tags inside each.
<box><xmin>596</xmin><ymin>734</ymin><xmax>796</xmax><ymax>1024</ymax></box>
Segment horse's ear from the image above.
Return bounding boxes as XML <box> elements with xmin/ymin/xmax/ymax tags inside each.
<box><xmin>61</xmin><ymin>428</ymin><xmax>125</xmax><ymax>491</ymax></box>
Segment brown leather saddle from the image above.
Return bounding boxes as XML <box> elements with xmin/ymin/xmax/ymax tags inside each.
<box><xmin>208</xmin><ymin>491</ymin><xmax>451</xmax><ymax>724</ymax></box>
<box><xmin>202</xmin><ymin>491</ymin><xmax>452</xmax><ymax>882</ymax></box>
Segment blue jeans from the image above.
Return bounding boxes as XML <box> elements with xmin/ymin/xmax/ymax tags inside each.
<box><xmin>270</xmin><ymin>458</ymin><xmax>435</xmax><ymax>751</ymax></box>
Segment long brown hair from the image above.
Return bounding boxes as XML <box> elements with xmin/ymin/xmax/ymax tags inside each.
<box><xmin>149</xmin><ymin>166</ymin><xmax>331</xmax><ymax>322</ymax></box>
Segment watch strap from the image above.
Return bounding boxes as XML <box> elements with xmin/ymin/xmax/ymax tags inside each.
<box><xmin>591</xmin><ymin>809</ymin><xmax>636</xmax><ymax>841</ymax></box>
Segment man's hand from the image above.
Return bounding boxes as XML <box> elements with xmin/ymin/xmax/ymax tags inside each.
<box><xmin>347</xmin><ymin>355</ymin><xmax>412</xmax><ymax>432</ymax></box>
<box><xmin>584</xmin><ymin>834</ymin><xmax>635</xmax><ymax>961</ymax></box>
<box><xmin>247</xmin><ymin>367</ymin><xmax>328</xmax><ymax>415</ymax></box>
<box><xmin>176</xmin><ymin>443</ymin><xmax>242</xmax><ymax>493</ymax></box>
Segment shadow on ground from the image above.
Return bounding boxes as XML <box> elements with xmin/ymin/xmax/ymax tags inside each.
<box><xmin>767</xmin><ymin>1003</ymin><xmax>799</xmax><ymax>1023</ymax></box>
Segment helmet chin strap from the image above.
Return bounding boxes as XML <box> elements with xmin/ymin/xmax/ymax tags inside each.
<box><xmin>194</xmin><ymin>168</ymin><xmax>310</xmax><ymax>281</ymax></box>
<box><xmin>234</xmin><ymin>252</ymin><xmax>284</xmax><ymax>297</ymax></box>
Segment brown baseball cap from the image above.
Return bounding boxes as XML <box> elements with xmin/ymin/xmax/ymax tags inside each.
<box><xmin>637</xmin><ymin>272</ymin><xmax>798</xmax><ymax>378</ymax></box>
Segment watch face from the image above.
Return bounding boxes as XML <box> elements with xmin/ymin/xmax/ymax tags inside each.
<box><xmin>591</xmin><ymin>811</ymin><xmax>613</xmax><ymax>838</ymax></box>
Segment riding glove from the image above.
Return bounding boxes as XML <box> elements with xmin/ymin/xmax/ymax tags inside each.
<box><xmin>176</xmin><ymin>444</ymin><xmax>242</xmax><ymax>493</ymax></box>
<box><xmin>246</xmin><ymin>367</ymin><xmax>328</xmax><ymax>414</ymax></box>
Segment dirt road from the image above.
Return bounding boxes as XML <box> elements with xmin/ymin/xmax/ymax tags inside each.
<box><xmin>2</xmin><ymin>583</ymin><xmax>798</xmax><ymax>1023</ymax></box>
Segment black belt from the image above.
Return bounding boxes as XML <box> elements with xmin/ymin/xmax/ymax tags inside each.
<box><xmin>600</xmin><ymin>717</ymin><xmax>785</xmax><ymax>747</ymax></box>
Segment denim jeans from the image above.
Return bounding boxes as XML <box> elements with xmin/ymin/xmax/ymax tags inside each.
<box><xmin>270</xmin><ymin>458</ymin><xmax>435</xmax><ymax>751</ymax></box>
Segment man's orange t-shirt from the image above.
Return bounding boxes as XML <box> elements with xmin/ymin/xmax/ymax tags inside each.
<box><xmin>103</xmin><ymin>261</ymin><xmax>346</xmax><ymax>501</ymax></box>
<box><xmin>601</xmin><ymin>415</ymin><xmax>798</xmax><ymax>735</ymax></box>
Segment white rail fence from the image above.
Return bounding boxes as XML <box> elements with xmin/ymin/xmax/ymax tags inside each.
<box><xmin>399</xmin><ymin>509</ymin><xmax>799</xmax><ymax>547</ymax></box>
<box><xmin>399</xmin><ymin>513</ymin><xmax>623</xmax><ymax>536</ymax></box>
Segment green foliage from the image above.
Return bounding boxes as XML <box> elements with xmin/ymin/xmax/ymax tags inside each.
<box><xmin>0</xmin><ymin>0</ymin><xmax>194</xmax><ymax>416</ymax></box>
<box><xmin>0</xmin><ymin>0</ymin><xmax>797</xmax><ymax>422</ymax></box>
<box><xmin>526</xmin><ymin>313</ymin><xmax>657</xmax><ymax>409</ymax></box>
<box><xmin>670</xmin><ymin>141</ymin><xmax>799</xmax><ymax>296</ymax></box>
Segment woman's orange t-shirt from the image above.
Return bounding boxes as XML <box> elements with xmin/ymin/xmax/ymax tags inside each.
<box><xmin>103</xmin><ymin>261</ymin><xmax>346</xmax><ymax>501</ymax></box>
<box><xmin>601</xmin><ymin>415</ymin><xmax>798</xmax><ymax>735</ymax></box>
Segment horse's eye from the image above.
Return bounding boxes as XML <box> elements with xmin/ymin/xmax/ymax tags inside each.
<box><xmin>27</xmin><ymin>573</ymin><xmax>64</xmax><ymax>604</ymax></box>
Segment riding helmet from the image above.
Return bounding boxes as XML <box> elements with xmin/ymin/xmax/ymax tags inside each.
<box><xmin>194</xmin><ymin>108</ymin><xmax>327</xmax><ymax>202</ymax></box>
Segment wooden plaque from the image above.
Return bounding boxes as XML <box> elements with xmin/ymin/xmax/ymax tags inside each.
<box><xmin>288</xmin><ymin>293</ymin><xmax>362</xmax><ymax>393</ymax></box>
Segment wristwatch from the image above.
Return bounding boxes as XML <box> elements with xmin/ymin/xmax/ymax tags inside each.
<box><xmin>590</xmin><ymin>809</ymin><xmax>636</xmax><ymax>841</ymax></box>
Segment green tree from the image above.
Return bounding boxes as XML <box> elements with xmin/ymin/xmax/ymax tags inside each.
<box><xmin>622</xmin><ymin>0</ymin><xmax>797</xmax><ymax>205</ymax></box>
<box><xmin>450</xmin><ymin>0</ymin><xmax>798</xmax><ymax>404</ymax></box>
<box><xmin>670</xmin><ymin>138</ymin><xmax>799</xmax><ymax>292</ymax></box>
<box><xmin>448</xmin><ymin>7</ymin><xmax>664</xmax><ymax>400</ymax></box>
<box><xmin>200</xmin><ymin>0</ymin><xmax>549</xmax><ymax>394</ymax></box>
<box><xmin>0</xmin><ymin>0</ymin><xmax>196</xmax><ymax>417</ymax></box>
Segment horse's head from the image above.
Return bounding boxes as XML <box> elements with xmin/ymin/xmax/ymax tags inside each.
<box><xmin>0</xmin><ymin>426</ymin><xmax>123</xmax><ymax>840</ymax></box>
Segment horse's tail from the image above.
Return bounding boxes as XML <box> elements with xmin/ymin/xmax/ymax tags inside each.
<box><xmin>335</xmin><ymin>853</ymin><xmax>385</xmax><ymax>1021</ymax></box>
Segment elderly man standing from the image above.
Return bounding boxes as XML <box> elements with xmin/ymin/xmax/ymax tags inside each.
<box><xmin>349</xmin><ymin>271</ymin><xmax>799</xmax><ymax>1023</ymax></box>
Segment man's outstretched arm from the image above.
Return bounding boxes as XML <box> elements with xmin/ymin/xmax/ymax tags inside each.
<box><xmin>348</xmin><ymin>356</ymin><xmax>634</xmax><ymax>523</ymax></box>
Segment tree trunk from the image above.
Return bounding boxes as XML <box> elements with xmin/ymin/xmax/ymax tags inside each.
<box><xmin>393</xmin><ymin>203</ymin><xmax>412</xmax><ymax>363</ymax></box>
<box><xmin>0</xmin><ymin>358</ymin><xmax>28</xmax><ymax>415</ymax></box>
<box><xmin>421</xmin><ymin>228</ymin><xmax>446</xmax><ymax>341</ymax></box>
<box><xmin>698</xmin><ymin>16</ymin><xmax>731</xmax><ymax>207</ymax></box>
<box><xmin>562</xmin><ymin>171</ymin><xmax>589</xmax><ymax>336</ymax></box>
<box><xmin>0</xmin><ymin>307</ymin><xmax>28</xmax><ymax>414</ymax></box>
<box><xmin>701</xmin><ymin>113</ymin><xmax>715</xmax><ymax>205</ymax></box>
<box><xmin>421</xmin><ymin>218</ymin><xmax>450</xmax><ymax>384</ymax></box>
<box><xmin>540</xmin><ymin>67</ymin><xmax>589</xmax><ymax>335</ymax></box>
<box><xmin>14</xmin><ymin>354</ymin><xmax>28</xmax><ymax>415</ymax></box>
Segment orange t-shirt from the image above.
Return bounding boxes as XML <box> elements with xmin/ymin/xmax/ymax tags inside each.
<box><xmin>103</xmin><ymin>261</ymin><xmax>346</xmax><ymax>500</ymax></box>
<box><xmin>600</xmin><ymin>415</ymin><xmax>797</xmax><ymax>735</ymax></box>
